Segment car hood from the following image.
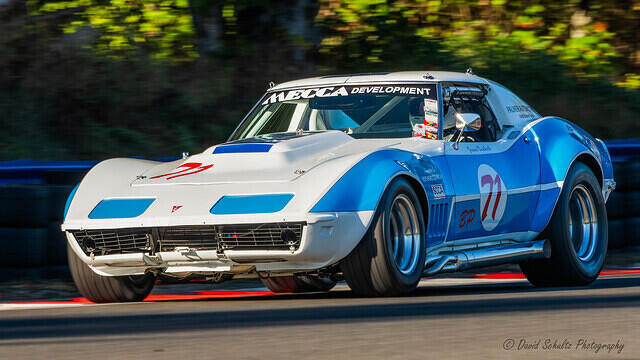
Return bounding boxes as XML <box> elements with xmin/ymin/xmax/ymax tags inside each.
<box><xmin>133</xmin><ymin>131</ymin><xmax>401</xmax><ymax>186</ymax></box>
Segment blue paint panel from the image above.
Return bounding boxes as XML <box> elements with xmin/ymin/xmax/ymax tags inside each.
<box><xmin>530</xmin><ymin>118</ymin><xmax>594</xmax><ymax>184</ymax></box>
<box><xmin>311</xmin><ymin>150</ymin><xmax>446</xmax><ymax>212</ymax></box>
<box><xmin>210</xmin><ymin>194</ymin><xmax>294</xmax><ymax>215</ymax></box>
<box><xmin>310</xmin><ymin>153</ymin><xmax>406</xmax><ymax>212</ymax></box>
<box><xmin>213</xmin><ymin>144</ymin><xmax>273</xmax><ymax>154</ymax></box>
<box><xmin>453</xmin><ymin>192</ymin><xmax>537</xmax><ymax>239</ymax></box>
<box><xmin>63</xmin><ymin>184</ymin><xmax>79</xmax><ymax>220</ymax></box>
<box><xmin>525</xmin><ymin>117</ymin><xmax>609</xmax><ymax>232</ymax></box>
<box><xmin>530</xmin><ymin>187</ymin><xmax>561</xmax><ymax>232</ymax></box>
<box><xmin>445</xmin><ymin>133</ymin><xmax>541</xmax><ymax>237</ymax></box>
<box><xmin>88</xmin><ymin>198</ymin><xmax>155</xmax><ymax>219</ymax></box>
<box><xmin>594</xmin><ymin>139</ymin><xmax>614</xmax><ymax>180</ymax></box>
<box><xmin>446</xmin><ymin>134</ymin><xmax>540</xmax><ymax>196</ymax></box>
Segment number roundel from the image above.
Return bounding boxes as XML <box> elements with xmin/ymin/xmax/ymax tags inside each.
<box><xmin>477</xmin><ymin>164</ymin><xmax>508</xmax><ymax>231</ymax></box>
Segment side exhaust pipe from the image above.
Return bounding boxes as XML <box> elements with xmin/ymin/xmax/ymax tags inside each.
<box><xmin>423</xmin><ymin>240</ymin><xmax>551</xmax><ymax>276</ymax></box>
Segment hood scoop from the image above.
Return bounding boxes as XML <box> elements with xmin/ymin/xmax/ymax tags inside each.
<box><xmin>133</xmin><ymin>131</ymin><xmax>354</xmax><ymax>186</ymax></box>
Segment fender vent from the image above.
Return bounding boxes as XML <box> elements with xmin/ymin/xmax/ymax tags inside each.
<box><xmin>428</xmin><ymin>203</ymin><xmax>449</xmax><ymax>239</ymax></box>
<box><xmin>71</xmin><ymin>222</ymin><xmax>305</xmax><ymax>256</ymax></box>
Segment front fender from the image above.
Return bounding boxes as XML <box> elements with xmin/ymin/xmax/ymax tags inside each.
<box><xmin>62</xmin><ymin>158</ymin><xmax>164</xmax><ymax>229</ymax></box>
<box><xmin>309</xmin><ymin>149</ymin><xmax>450</xmax><ymax>245</ymax></box>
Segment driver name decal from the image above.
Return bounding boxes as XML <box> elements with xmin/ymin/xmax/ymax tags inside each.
<box><xmin>478</xmin><ymin>164</ymin><xmax>508</xmax><ymax>231</ymax></box>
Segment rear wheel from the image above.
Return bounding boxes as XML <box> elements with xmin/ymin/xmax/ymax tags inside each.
<box><xmin>261</xmin><ymin>275</ymin><xmax>335</xmax><ymax>293</ymax></box>
<box><xmin>520</xmin><ymin>162</ymin><xmax>607</xmax><ymax>287</ymax></box>
<box><xmin>341</xmin><ymin>178</ymin><xmax>426</xmax><ymax>296</ymax></box>
<box><xmin>67</xmin><ymin>242</ymin><xmax>156</xmax><ymax>303</ymax></box>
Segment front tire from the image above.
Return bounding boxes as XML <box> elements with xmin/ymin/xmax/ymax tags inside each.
<box><xmin>67</xmin><ymin>242</ymin><xmax>156</xmax><ymax>303</ymax></box>
<box><xmin>520</xmin><ymin>162</ymin><xmax>607</xmax><ymax>287</ymax></box>
<box><xmin>341</xmin><ymin>178</ymin><xmax>426</xmax><ymax>296</ymax></box>
<box><xmin>261</xmin><ymin>275</ymin><xmax>335</xmax><ymax>293</ymax></box>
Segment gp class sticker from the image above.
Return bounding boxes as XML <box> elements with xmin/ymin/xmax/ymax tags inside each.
<box><xmin>477</xmin><ymin>164</ymin><xmax>507</xmax><ymax>231</ymax></box>
<box><xmin>262</xmin><ymin>85</ymin><xmax>436</xmax><ymax>105</ymax></box>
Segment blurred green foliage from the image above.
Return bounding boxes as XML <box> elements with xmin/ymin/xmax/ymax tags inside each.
<box><xmin>30</xmin><ymin>0</ymin><xmax>197</xmax><ymax>60</ymax></box>
<box><xmin>0</xmin><ymin>0</ymin><xmax>639</xmax><ymax>160</ymax></box>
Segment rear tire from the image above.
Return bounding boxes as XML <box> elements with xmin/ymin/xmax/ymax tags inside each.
<box><xmin>67</xmin><ymin>242</ymin><xmax>156</xmax><ymax>303</ymax></box>
<box><xmin>520</xmin><ymin>162</ymin><xmax>607</xmax><ymax>287</ymax></box>
<box><xmin>341</xmin><ymin>178</ymin><xmax>426</xmax><ymax>296</ymax></box>
<box><xmin>261</xmin><ymin>275</ymin><xmax>335</xmax><ymax>293</ymax></box>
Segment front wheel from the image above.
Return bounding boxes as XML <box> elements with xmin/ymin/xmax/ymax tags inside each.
<box><xmin>520</xmin><ymin>162</ymin><xmax>608</xmax><ymax>287</ymax></box>
<box><xmin>67</xmin><ymin>242</ymin><xmax>156</xmax><ymax>303</ymax></box>
<box><xmin>341</xmin><ymin>178</ymin><xmax>426</xmax><ymax>296</ymax></box>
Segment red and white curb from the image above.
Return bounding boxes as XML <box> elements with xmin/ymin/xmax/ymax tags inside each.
<box><xmin>2</xmin><ymin>270</ymin><xmax>639</xmax><ymax>311</ymax></box>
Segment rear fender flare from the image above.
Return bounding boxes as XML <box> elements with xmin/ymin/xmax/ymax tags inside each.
<box><xmin>529</xmin><ymin>117</ymin><xmax>611</xmax><ymax>232</ymax></box>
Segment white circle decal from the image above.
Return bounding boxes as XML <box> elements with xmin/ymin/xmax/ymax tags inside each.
<box><xmin>478</xmin><ymin>164</ymin><xmax>508</xmax><ymax>231</ymax></box>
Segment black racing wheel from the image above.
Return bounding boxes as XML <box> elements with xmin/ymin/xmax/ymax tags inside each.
<box><xmin>341</xmin><ymin>177</ymin><xmax>426</xmax><ymax>296</ymax></box>
<box><xmin>67</xmin><ymin>242</ymin><xmax>156</xmax><ymax>303</ymax></box>
<box><xmin>521</xmin><ymin>162</ymin><xmax>608</xmax><ymax>287</ymax></box>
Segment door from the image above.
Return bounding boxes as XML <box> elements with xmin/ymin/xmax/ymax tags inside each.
<box><xmin>440</xmin><ymin>84</ymin><xmax>541</xmax><ymax>242</ymax></box>
<box><xmin>445</xmin><ymin>136</ymin><xmax>540</xmax><ymax>241</ymax></box>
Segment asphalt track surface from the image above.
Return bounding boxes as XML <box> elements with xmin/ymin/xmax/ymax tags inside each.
<box><xmin>1</xmin><ymin>273</ymin><xmax>640</xmax><ymax>360</ymax></box>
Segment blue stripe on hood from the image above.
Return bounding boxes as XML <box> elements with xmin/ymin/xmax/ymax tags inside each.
<box><xmin>213</xmin><ymin>144</ymin><xmax>273</xmax><ymax>154</ymax></box>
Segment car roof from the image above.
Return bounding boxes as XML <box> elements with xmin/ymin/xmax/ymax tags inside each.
<box><xmin>270</xmin><ymin>71</ymin><xmax>490</xmax><ymax>91</ymax></box>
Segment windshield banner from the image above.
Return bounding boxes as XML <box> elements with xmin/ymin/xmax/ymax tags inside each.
<box><xmin>262</xmin><ymin>85</ymin><xmax>437</xmax><ymax>105</ymax></box>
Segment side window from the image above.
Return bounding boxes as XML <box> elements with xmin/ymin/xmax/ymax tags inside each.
<box><xmin>442</xmin><ymin>85</ymin><xmax>500</xmax><ymax>143</ymax></box>
<box><xmin>485</xmin><ymin>81</ymin><xmax>540</xmax><ymax>131</ymax></box>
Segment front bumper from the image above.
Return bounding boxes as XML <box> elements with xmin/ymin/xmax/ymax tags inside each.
<box><xmin>603</xmin><ymin>178</ymin><xmax>616</xmax><ymax>202</ymax></box>
<box><xmin>66</xmin><ymin>211</ymin><xmax>373</xmax><ymax>277</ymax></box>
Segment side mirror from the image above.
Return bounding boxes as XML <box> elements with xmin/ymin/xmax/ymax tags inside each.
<box><xmin>455</xmin><ymin>113</ymin><xmax>481</xmax><ymax>131</ymax></box>
<box><xmin>453</xmin><ymin>113</ymin><xmax>481</xmax><ymax>149</ymax></box>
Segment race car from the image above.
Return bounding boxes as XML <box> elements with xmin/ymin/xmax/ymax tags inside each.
<box><xmin>62</xmin><ymin>71</ymin><xmax>615</xmax><ymax>302</ymax></box>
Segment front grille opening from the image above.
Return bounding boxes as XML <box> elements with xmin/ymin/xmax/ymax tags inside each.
<box><xmin>71</xmin><ymin>222</ymin><xmax>305</xmax><ymax>256</ymax></box>
<box><xmin>73</xmin><ymin>229</ymin><xmax>152</xmax><ymax>256</ymax></box>
<box><xmin>217</xmin><ymin>223</ymin><xmax>303</xmax><ymax>251</ymax></box>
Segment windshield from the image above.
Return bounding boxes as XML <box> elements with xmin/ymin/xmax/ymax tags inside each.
<box><xmin>230</xmin><ymin>84</ymin><xmax>439</xmax><ymax>141</ymax></box>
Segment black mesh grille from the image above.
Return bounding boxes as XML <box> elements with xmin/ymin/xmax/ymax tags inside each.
<box><xmin>71</xmin><ymin>222</ymin><xmax>305</xmax><ymax>255</ymax></box>
<box><xmin>72</xmin><ymin>229</ymin><xmax>151</xmax><ymax>256</ymax></box>
<box><xmin>161</xmin><ymin>226</ymin><xmax>218</xmax><ymax>251</ymax></box>
<box><xmin>217</xmin><ymin>223</ymin><xmax>304</xmax><ymax>250</ymax></box>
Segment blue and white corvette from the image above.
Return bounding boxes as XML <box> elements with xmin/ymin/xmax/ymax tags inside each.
<box><xmin>62</xmin><ymin>71</ymin><xmax>615</xmax><ymax>301</ymax></box>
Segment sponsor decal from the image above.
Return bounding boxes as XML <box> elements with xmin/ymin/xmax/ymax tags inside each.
<box><xmin>506</xmin><ymin>104</ymin><xmax>536</xmax><ymax>119</ymax></box>
<box><xmin>262</xmin><ymin>85</ymin><xmax>435</xmax><ymax>105</ymax></box>
<box><xmin>431</xmin><ymin>184</ymin><xmax>445</xmax><ymax>199</ymax></box>
<box><xmin>413</xmin><ymin>121</ymin><xmax>438</xmax><ymax>140</ymax></box>
<box><xmin>424</xmin><ymin>98</ymin><xmax>438</xmax><ymax>114</ymax></box>
<box><xmin>459</xmin><ymin>209</ymin><xmax>475</xmax><ymax>229</ymax></box>
<box><xmin>478</xmin><ymin>164</ymin><xmax>508</xmax><ymax>231</ymax></box>
<box><xmin>151</xmin><ymin>162</ymin><xmax>214</xmax><ymax>180</ymax></box>
<box><xmin>262</xmin><ymin>87</ymin><xmax>349</xmax><ymax>105</ymax></box>
<box><xmin>412</xmin><ymin>98</ymin><xmax>438</xmax><ymax>140</ymax></box>
<box><xmin>171</xmin><ymin>205</ymin><xmax>182</xmax><ymax>214</ymax></box>
<box><xmin>350</xmin><ymin>86</ymin><xmax>431</xmax><ymax>96</ymax></box>
<box><xmin>505</xmin><ymin>104</ymin><xmax>533</xmax><ymax>113</ymax></box>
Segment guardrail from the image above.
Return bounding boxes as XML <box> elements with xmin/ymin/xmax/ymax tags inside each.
<box><xmin>602</xmin><ymin>139</ymin><xmax>640</xmax><ymax>249</ymax></box>
<box><xmin>0</xmin><ymin>140</ymin><xmax>639</xmax><ymax>268</ymax></box>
